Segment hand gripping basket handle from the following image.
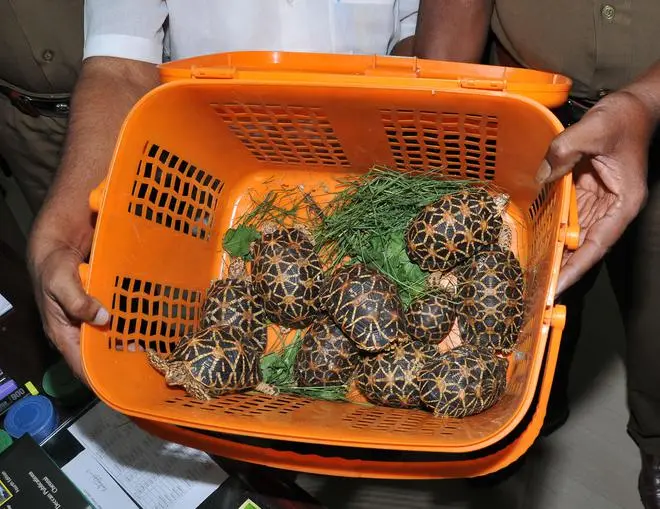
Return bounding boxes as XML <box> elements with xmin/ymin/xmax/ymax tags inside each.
<box><xmin>78</xmin><ymin>178</ymin><xmax>108</xmax><ymax>291</ymax></box>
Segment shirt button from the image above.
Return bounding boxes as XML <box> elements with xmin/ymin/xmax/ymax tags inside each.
<box><xmin>601</xmin><ymin>4</ymin><xmax>616</xmax><ymax>21</ymax></box>
<box><xmin>42</xmin><ymin>49</ymin><xmax>54</xmax><ymax>62</ymax></box>
<box><xmin>598</xmin><ymin>88</ymin><xmax>610</xmax><ymax>98</ymax></box>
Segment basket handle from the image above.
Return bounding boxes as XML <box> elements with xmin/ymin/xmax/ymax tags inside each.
<box><xmin>89</xmin><ymin>178</ymin><xmax>107</xmax><ymax>213</ymax></box>
<box><xmin>564</xmin><ymin>184</ymin><xmax>580</xmax><ymax>251</ymax></box>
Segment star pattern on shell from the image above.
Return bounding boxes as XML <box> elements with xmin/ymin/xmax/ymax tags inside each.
<box><xmin>147</xmin><ymin>326</ymin><xmax>262</xmax><ymax>401</ymax></box>
<box><xmin>405</xmin><ymin>188</ymin><xmax>504</xmax><ymax>272</ymax></box>
<box><xmin>405</xmin><ymin>291</ymin><xmax>456</xmax><ymax>344</ymax></box>
<box><xmin>200</xmin><ymin>278</ymin><xmax>267</xmax><ymax>350</ymax></box>
<box><xmin>356</xmin><ymin>341</ymin><xmax>438</xmax><ymax>408</ymax></box>
<box><xmin>295</xmin><ymin>319</ymin><xmax>360</xmax><ymax>386</ymax></box>
<box><xmin>418</xmin><ymin>345</ymin><xmax>508</xmax><ymax>418</ymax></box>
<box><xmin>322</xmin><ymin>263</ymin><xmax>409</xmax><ymax>352</ymax></box>
<box><xmin>457</xmin><ymin>247</ymin><xmax>525</xmax><ymax>353</ymax></box>
<box><xmin>251</xmin><ymin>227</ymin><xmax>325</xmax><ymax>328</ymax></box>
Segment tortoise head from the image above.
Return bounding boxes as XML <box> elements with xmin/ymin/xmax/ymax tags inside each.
<box><xmin>227</xmin><ymin>257</ymin><xmax>249</xmax><ymax>281</ymax></box>
<box><xmin>163</xmin><ymin>361</ymin><xmax>212</xmax><ymax>401</ymax></box>
<box><xmin>427</xmin><ymin>270</ymin><xmax>458</xmax><ymax>295</ymax></box>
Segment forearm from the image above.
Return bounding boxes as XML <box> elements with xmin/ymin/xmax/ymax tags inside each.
<box><xmin>30</xmin><ymin>57</ymin><xmax>159</xmax><ymax>260</ymax></box>
<box><xmin>621</xmin><ymin>61</ymin><xmax>660</xmax><ymax>123</ymax></box>
<box><xmin>413</xmin><ymin>0</ymin><xmax>494</xmax><ymax>62</ymax></box>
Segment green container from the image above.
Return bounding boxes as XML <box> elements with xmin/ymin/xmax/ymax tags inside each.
<box><xmin>0</xmin><ymin>430</ymin><xmax>12</xmax><ymax>454</ymax></box>
<box><xmin>42</xmin><ymin>359</ymin><xmax>92</xmax><ymax>408</ymax></box>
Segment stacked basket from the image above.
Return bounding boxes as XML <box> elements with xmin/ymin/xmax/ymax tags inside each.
<box><xmin>79</xmin><ymin>52</ymin><xmax>578</xmax><ymax>479</ymax></box>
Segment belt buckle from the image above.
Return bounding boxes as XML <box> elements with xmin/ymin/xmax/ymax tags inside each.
<box><xmin>8</xmin><ymin>91</ymin><xmax>40</xmax><ymax>117</ymax></box>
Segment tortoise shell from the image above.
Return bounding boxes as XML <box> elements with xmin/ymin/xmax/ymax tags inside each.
<box><xmin>418</xmin><ymin>344</ymin><xmax>508</xmax><ymax>418</ymax></box>
<box><xmin>199</xmin><ymin>278</ymin><xmax>267</xmax><ymax>350</ymax></box>
<box><xmin>295</xmin><ymin>319</ymin><xmax>360</xmax><ymax>387</ymax></box>
<box><xmin>252</xmin><ymin>227</ymin><xmax>324</xmax><ymax>328</ymax></box>
<box><xmin>405</xmin><ymin>188</ymin><xmax>504</xmax><ymax>272</ymax></box>
<box><xmin>405</xmin><ymin>291</ymin><xmax>456</xmax><ymax>344</ymax></box>
<box><xmin>322</xmin><ymin>263</ymin><xmax>409</xmax><ymax>352</ymax></box>
<box><xmin>457</xmin><ymin>247</ymin><xmax>524</xmax><ymax>353</ymax></box>
<box><xmin>356</xmin><ymin>341</ymin><xmax>437</xmax><ymax>408</ymax></box>
<box><xmin>147</xmin><ymin>326</ymin><xmax>262</xmax><ymax>401</ymax></box>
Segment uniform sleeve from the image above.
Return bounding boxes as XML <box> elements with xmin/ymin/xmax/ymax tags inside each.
<box><xmin>398</xmin><ymin>0</ymin><xmax>418</xmax><ymax>40</ymax></box>
<box><xmin>83</xmin><ymin>0</ymin><xmax>168</xmax><ymax>63</ymax></box>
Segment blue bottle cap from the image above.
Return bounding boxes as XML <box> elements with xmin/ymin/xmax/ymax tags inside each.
<box><xmin>3</xmin><ymin>395</ymin><xmax>58</xmax><ymax>443</ymax></box>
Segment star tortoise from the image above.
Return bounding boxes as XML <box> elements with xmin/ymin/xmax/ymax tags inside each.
<box><xmin>405</xmin><ymin>291</ymin><xmax>456</xmax><ymax>344</ymax></box>
<box><xmin>147</xmin><ymin>325</ymin><xmax>263</xmax><ymax>401</ymax></box>
<box><xmin>458</xmin><ymin>246</ymin><xmax>525</xmax><ymax>353</ymax></box>
<box><xmin>405</xmin><ymin>187</ymin><xmax>508</xmax><ymax>272</ymax></box>
<box><xmin>295</xmin><ymin>319</ymin><xmax>360</xmax><ymax>387</ymax></box>
<box><xmin>251</xmin><ymin>226</ymin><xmax>324</xmax><ymax>328</ymax></box>
<box><xmin>322</xmin><ymin>263</ymin><xmax>409</xmax><ymax>352</ymax></box>
<box><xmin>356</xmin><ymin>341</ymin><xmax>438</xmax><ymax>408</ymax></box>
<box><xmin>199</xmin><ymin>259</ymin><xmax>267</xmax><ymax>350</ymax></box>
<box><xmin>418</xmin><ymin>344</ymin><xmax>508</xmax><ymax>417</ymax></box>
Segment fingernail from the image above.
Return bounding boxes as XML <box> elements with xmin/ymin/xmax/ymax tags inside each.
<box><xmin>92</xmin><ymin>307</ymin><xmax>110</xmax><ymax>326</ymax></box>
<box><xmin>536</xmin><ymin>159</ymin><xmax>551</xmax><ymax>184</ymax></box>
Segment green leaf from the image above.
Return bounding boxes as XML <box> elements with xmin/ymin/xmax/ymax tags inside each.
<box><xmin>222</xmin><ymin>225</ymin><xmax>261</xmax><ymax>258</ymax></box>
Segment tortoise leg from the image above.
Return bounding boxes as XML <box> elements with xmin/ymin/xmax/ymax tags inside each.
<box><xmin>146</xmin><ymin>349</ymin><xmax>169</xmax><ymax>375</ymax></box>
<box><xmin>498</xmin><ymin>222</ymin><xmax>513</xmax><ymax>251</ymax></box>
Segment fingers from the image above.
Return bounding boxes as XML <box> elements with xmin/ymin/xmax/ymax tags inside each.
<box><xmin>555</xmin><ymin>203</ymin><xmax>634</xmax><ymax>294</ymax></box>
<box><xmin>45</xmin><ymin>251</ymin><xmax>110</xmax><ymax>326</ymax></box>
<box><xmin>536</xmin><ymin>113</ymin><xmax>608</xmax><ymax>185</ymax></box>
<box><xmin>52</xmin><ymin>323</ymin><xmax>88</xmax><ymax>383</ymax></box>
<box><xmin>555</xmin><ymin>237</ymin><xmax>606</xmax><ymax>295</ymax></box>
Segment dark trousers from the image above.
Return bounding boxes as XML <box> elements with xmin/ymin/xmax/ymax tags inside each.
<box><xmin>551</xmin><ymin>101</ymin><xmax>660</xmax><ymax>455</ymax></box>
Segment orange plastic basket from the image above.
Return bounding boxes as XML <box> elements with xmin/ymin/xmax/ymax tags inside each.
<box><xmin>80</xmin><ymin>52</ymin><xmax>578</xmax><ymax>470</ymax></box>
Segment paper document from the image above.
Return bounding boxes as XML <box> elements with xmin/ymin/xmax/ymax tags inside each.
<box><xmin>63</xmin><ymin>449</ymin><xmax>139</xmax><ymax>509</ymax></box>
<box><xmin>68</xmin><ymin>403</ymin><xmax>228</xmax><ymax>509</ymax></box>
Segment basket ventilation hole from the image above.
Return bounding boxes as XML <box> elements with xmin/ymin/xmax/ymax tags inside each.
<box><xmin>110</xmin><ymin>276</ymin><xmax>201</xmax><ymax>354</ymax></box>
<box><xmin>165</xmin><ymin>393</ymin><xmax>310</xmax><ymax>416</ymax></box>
<box><xmin>213</xmin><ymin>103</ymin><xmax>349</xmax><ymax>167</ymax></box>
<box><xmin>128</xmin><ymin>143</ymin><xmax>223</xmax><ymax>240</ymax></box>
<box><xmin>343</xmin><ymin>406</ymin><xmax>462</xmax><ymax>437</ymax></box>
<box><xmin>381</xmin><ymin>110</ymin><xmax>498</xmax><ymax>180</ymax></box>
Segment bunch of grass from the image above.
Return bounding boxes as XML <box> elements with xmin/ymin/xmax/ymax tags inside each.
<box><xmin>315</xmin><ymin>166</ymin><xmax>476</xmax><ymax>305</ymax></box>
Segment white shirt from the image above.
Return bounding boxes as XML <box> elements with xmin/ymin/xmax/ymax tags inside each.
<box><xmin>83</xmin><ymin>0</ymin><xmax>419</xmax><ymax>64</ymax></box>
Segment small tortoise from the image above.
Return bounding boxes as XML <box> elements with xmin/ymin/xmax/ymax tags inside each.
<box><xmin>322</xmin><ymin>263</ymin><xmax>409</xmax><ymax>352</ymax></box>
<box><xmin>418</xmin><ymin>344</ymin><xmax>508</xmax><ymax>418</ymax></box>
<box><xmin>200</xmin><ymin>258</ymin><xmax>267</xmax><ymax>350</ymax></box>
<box><xmin>147</xmin><ymin>326</ymin><xmax>264</xmax><ymax>401</ymax></box>
<box><xmin>405</xmin><ymin>187</ymin><xmax>508</xmax><ymax>272</ymax></box>
<box><xmin>356</xmin><ymin>341</ymin><xmax>437</xmax><ymax>408</ymax></box>
<box><xmin>457</xmin><ymin>247</ymin><xmax>525</xmax><ymax>353</ymax></box>
<box><xmin>251</xmin><ymin>225</ymin><xmax>324</xmax><ymax>328</ymax></box>
<box><xmin>405</xmin><ymin>291</ymin><xmax>456</xmax><ymax>344</ymax></box>
<box><xmin>295</xmin><ymin>319</ymin><xmax>361</xmax><ymax>387</ymax></box>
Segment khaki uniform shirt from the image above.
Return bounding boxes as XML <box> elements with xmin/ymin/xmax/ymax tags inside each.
<box><xmin>491</xmin><ymin>0</ymin><xmax>660</xmax><ymax>98</ymax></box>
<box><xmin>0</xmin><ymin>1</ymin><xmax>83</xmax><ymax>213</ymax></box>
<box><xmin>0</xmin><ymin>0</ymin><xmax>82</xmax><ymax>93</ymax></box>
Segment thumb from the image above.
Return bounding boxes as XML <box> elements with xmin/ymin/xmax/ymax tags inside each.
<box><xmin>536</xmin><ymin>114</ymin><xmax>606</xmax><ymax>185</ymax></box>
<box><xmin>48</xmin><ymin>255</ymin><xmax>110</xmax><ymax>326</ymax></box>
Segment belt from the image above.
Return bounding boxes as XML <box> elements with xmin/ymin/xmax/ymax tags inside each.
<box><xmin>0</xmin><ymin>77</ymin><xmax>70</xmax><ymax>118</ymax></box>
<box><xmin>493</xmin><ymin>40</ymin><xmax>605</xmax><ymax>124</ymax></box>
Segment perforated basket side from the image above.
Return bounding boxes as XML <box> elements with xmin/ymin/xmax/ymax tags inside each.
<box><xmin>82</xmin><ymin>76</ymin><xmax>568</xmax><ymax>454</ymax></box>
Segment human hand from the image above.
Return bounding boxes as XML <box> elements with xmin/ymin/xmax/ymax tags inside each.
<box><xmin>537</xmin><ymin>91</ymin><xmax>655</xmax><ymax>295</ymax></box>
<box><xmin>28</xmin><ymin>238</ymin><xmax>109</xmax><ymax>381</ymax></box>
